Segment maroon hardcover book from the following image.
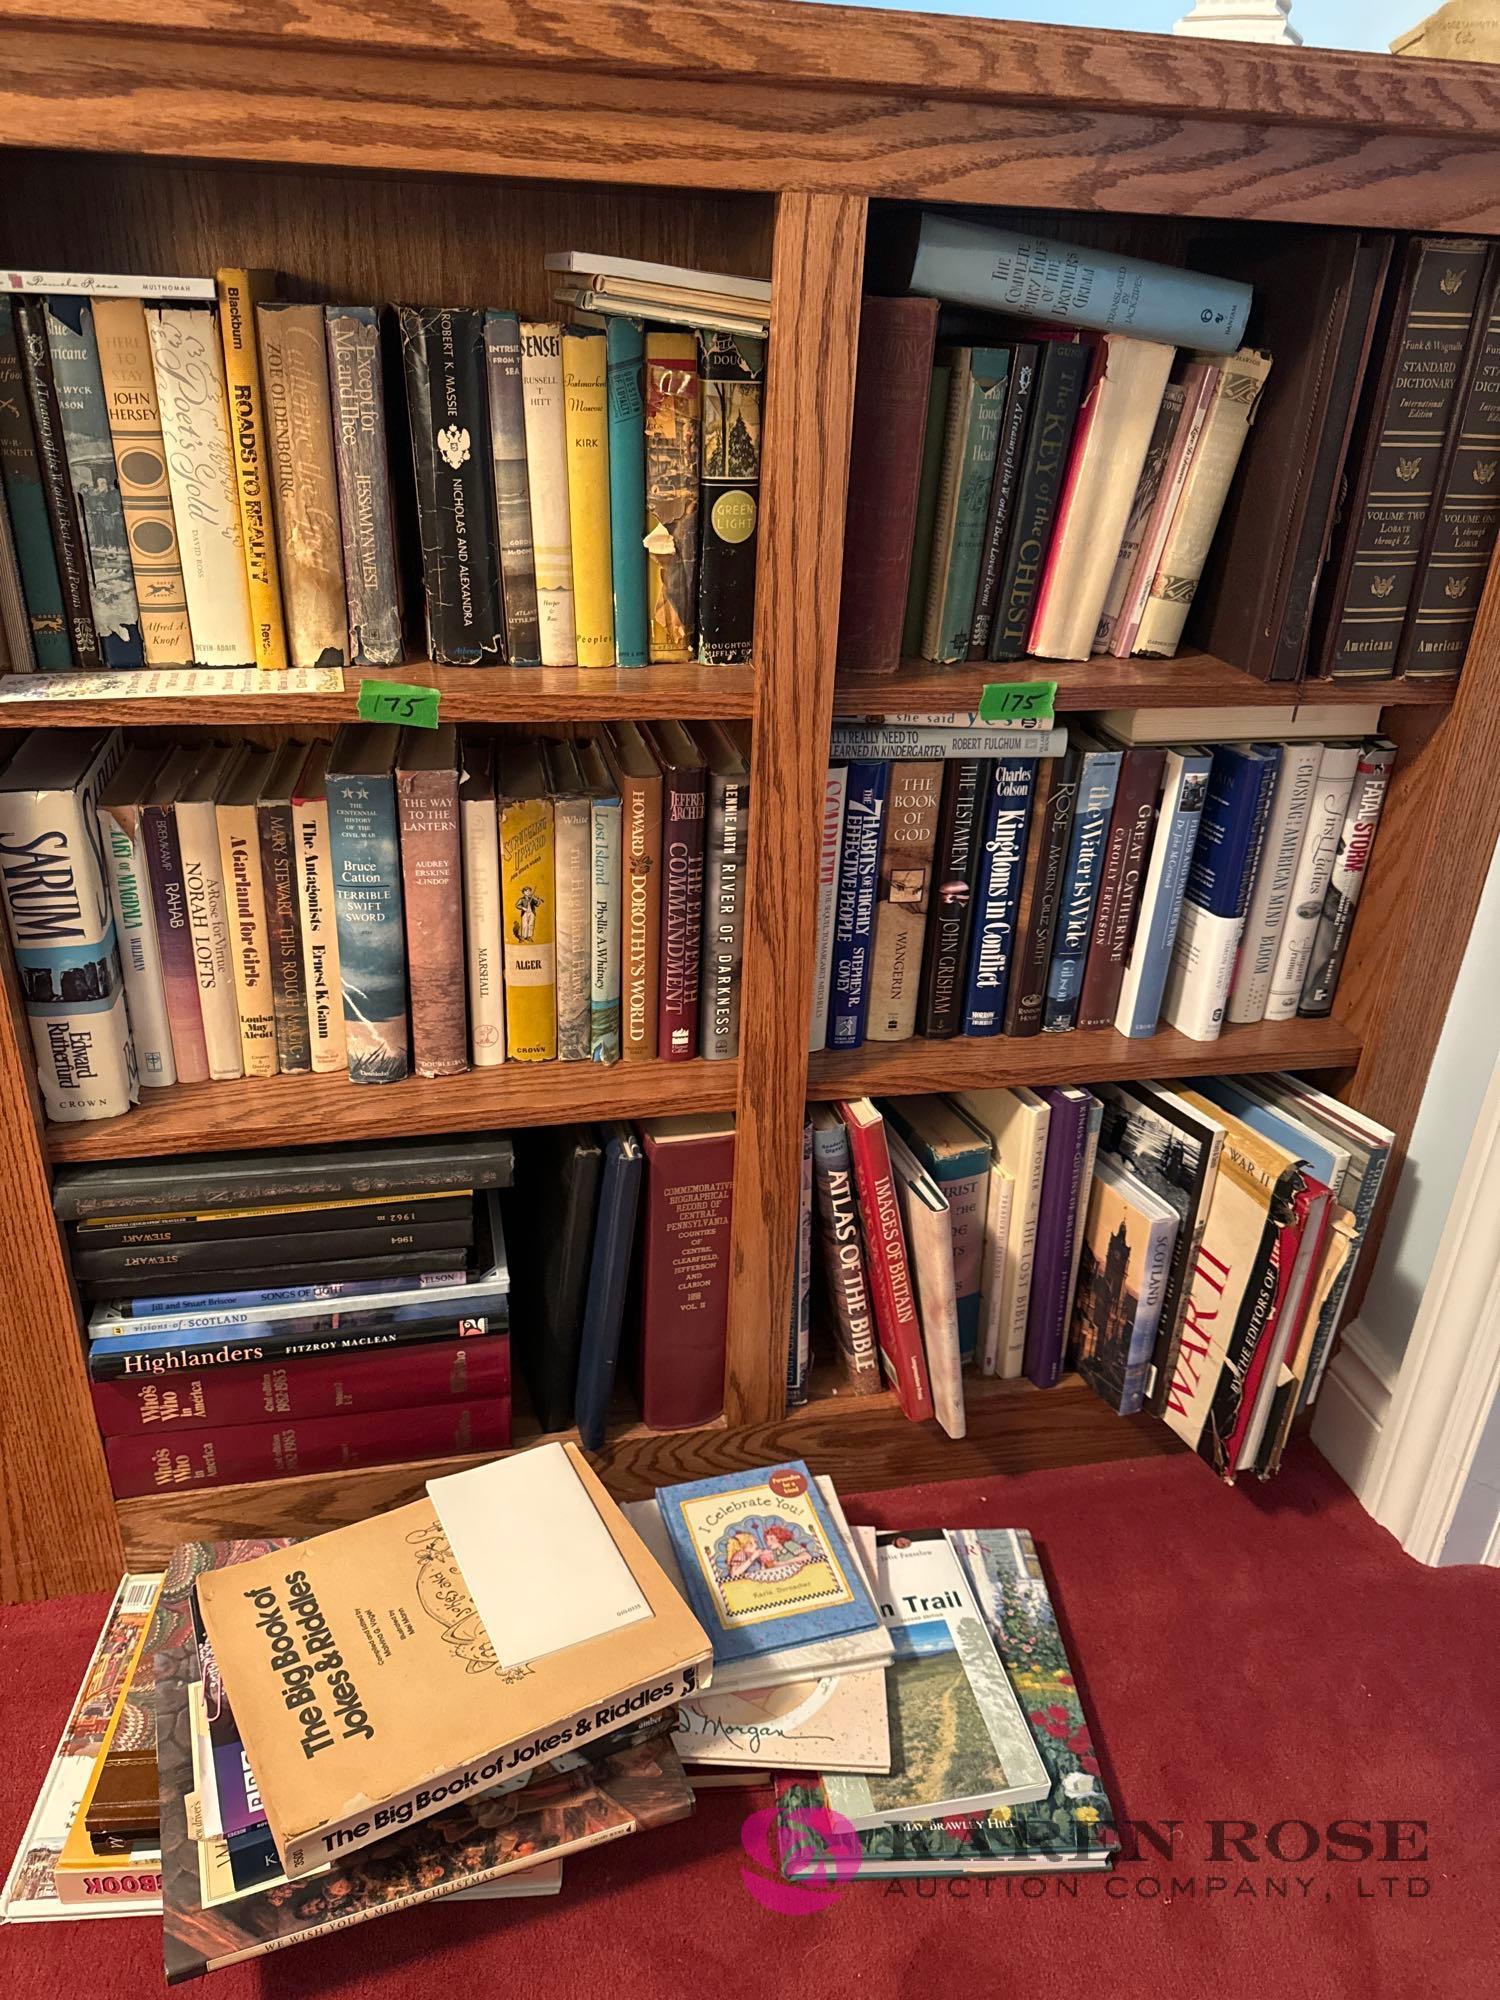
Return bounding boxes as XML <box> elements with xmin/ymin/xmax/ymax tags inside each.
<box><xmin>397</xmin><ymin>721</ymin><xmax>467</xmax><ymax>1077</ymax></box>
<box><xmin>105</xmin><ymin>1395</ymin><xmax>510</xmax><ymax>1494</ymax></box>
<box><xmin>835</xmin><ymin>296</ymin><xmax>940</xmax><ymax>673</ymax></box>
<box><xmin>637</xmin><ymin>1113</ymin><xmax>735</xmax><ymax>1428</ymax></box>
<box><xmin>1076</xmin><ymin>743</ymin><xmax>1165</xmax><ymax>1031</ymax></box>
<box><xmin>645</xmin><ymin>721</ymin><xmax>706</xmax><ymax>1062</ymax></box>
<box><xmin>89</xmin><ymin>1332</ymin><xmax>511</xmax><ymax>1437</ymax></box>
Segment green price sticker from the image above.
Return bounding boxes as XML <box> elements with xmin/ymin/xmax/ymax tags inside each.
<box><xmin>356</xmin><ymin>679</ymin><xmax>441</xmax><ymax>729</ymax></box>
<box><xmin>977</xmin><ymin>680</ymin><xmax>1058</xmax><ymax>727</ymax></box>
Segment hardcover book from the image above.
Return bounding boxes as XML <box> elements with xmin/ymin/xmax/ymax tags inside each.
<box><xmin>1076</xmin><ymin>742</ymin><xmax>1166</xmax><ymax>1032</ymax></box>
<box><xmin>696</xmin><ymin>331</ymin><xmax>764</xmax><ymax>664</ymax></box>
<box><xmin>0</xmin><ymin>296</ymin><xmax>71</xmax><ymax>667</ymax></box>
<box><xmin>1004</xmin><ymin>746</ymin><xmax>1076</xmax><ymax>1037</ymax></box>
<box><xmin>1160</xmin><ymin>741</ymin><xmax>1280</xmax><ymax>1043</ymax></box>
<box><xmin>578</xmin><ymin>734</ymin><xmax>623</xmax><ymax>1063</ymax></box>
<box><xmin>498</xmin><ymin>740</ymin><xmax>558</xmax><ymax>1063</ymax></box>
<box><xmin>325</xmin><ymin>723</ymin><xmax>409</xmax><ymax>1083</ymax></box>
<box><xmin>808</xmin><ymin>764</ymin><xmax>848</xmax><ymax>1052</ymax></box>
<box><xmin>458</xmin><ymin>735</ymin><xmax>505</xmax><ymax>1067</ymax></box>
<box><xmin>216</xmin><ymin>270</ymin><xmax>288</xmax><ymax>671</ymax></box>
<box><xmin>901</xmin><ymin>362</ymin><xmax>950</xmax><ymax>658</ymax></box>
<box><xmin>1264</xmin><ymin>743</ymin><xmax>1361</xmax><ymax>1021</ymax></box>
<box><xmin>96</xmin><ymin>744</ymin><xmax>174</xmax><ymax>1088</ymax></box>
<box><xmin>810</xmin><ymin>1106</ymin><xmax>883</xmax><ymax>1395</ymax></box>
<box><xmin>884</xmin><ymin>1094</ymin><xmax>990</xmax><ymax>1368</ymax></box>
<box><xmin>695</xmin><ymin>721</ymin><xmax>750</xmax><ymax>1060</ymax></box>
<box><xmin>922</xmin><ymin>344</ymin><xmax>1011</xmax><ymax>662</ymax></box>
<box><xmin>645</xmin><ymin>721</ymin><xmax>706</xmax><ymax>1061</ymax></box>
<box><xmin>141</xmin><ymin>747</ymin><xmax>211</xmax><ymax>1086</ymax></box>
<box><xmin>1094</xmin><ymin>374</ymin><xmax>1191</xmax><ymax>655</ymax></box>
<box><xmin>482</xmin><ymin>310</ymin><xmax>541</xmax><ymax>666</ymax></box>
<box><xmin>963</xmin><ymin>753</ymin><xmax>1039</xmax><ymax>1036</ymax></box>
<box><xmin>988</xmin><ymin>338</ymin><xmax>1090</xmax><ymax>663</ymax></box>
<box><xmin>915</xmin><ymin>755</ymin><xmax>988</xmax><ymax>1039</ymax></box>
<box><xmin>970</xmin><ymin>339</ymin><xmax>1038</xmax><ymax>657</ymax></box>
<box><xmin>637</xmin><ymin>1113</ymin><xmax>736</xmax><ymax>1429</ymax></box>
<box><xmin>1069</xmin><ymin>1155</ymin><xmax>1179</xmax><ymax>1414</ymax></box>
<box><xmin>213</xmin><ymin>747</ymin><xmax>279</xmax><ymax>1078</ymax></box>
<box><xmin>954</xmin><ymin>1085</ymin><xmax>1050</xmax><ymax>1379</ymax></box>
<box><xmin>289</xmin><ymin>741</ymin><xmax>348</xmax><ymax>1075</ymax></box>
<box><xmin>1226</xmin><ymin>740</ymin><xmax>1322</xmax><ymax>1025</ymax></box>
<box><xmin>1114</xmin><ymin>748</ymin><xmax>1212</xmax><ymax>1039</ymax></box>
<box><xmin>574</xmin><ymin>1122</ymin><xmax>644</xmax><ymax>1450</ymax></box>
<box><xmin>397</xmin><ymin>723</ymin><xmax>467</xmax><ymax>1077</ymax></box>
<box><xmin>1023</xmin><ymin>1085</ymin><xmax>1093</xmax><ymax>1390</ymax></box>
<box><xmin>255</xmin><ymin>740</ymin><xmax>314</xmax><ymax>1077</ymax></box>
<box><xmin>643</xmin><ymin>331</ymin><xmax>701</xmax><ymax>662</ymax></box>
<box><xmin>866</xmin><ymin>759</ymin><xmax>941</xmax><ymax>1042</ymax></box>
<box><xmin>827</xmin><ymin>760</ymin><xmax>888</xmax><ymax>1052</ymax></box>
<box><xmin>173</xmin><ymin>743</ymin><xmax>244</xmax><ymax>1082</ymax></box>
<box><xmin>325</xmin><ymin>304</ymin><xmax>404</xmax><ymax>666</ymax></box>
<box><xmin>563</xmin><ymin>328</ymin><xmax>615</xmax><ymax>666</ymax></box>
<box><xmin>1041</xmin><ymin>738</ymin><xmax>1120</xmax><ymax>1032</ymax></box>
<box><xmin>518</xmin><ymin>320</ymin><xmax>576</xmax><ymax>664</ymax></box>
<box><xmin>14</xmin><ymin>295</ymin><xmax>100</xmax><ymax>665</ymax></box>
<box><xmin>1298</xmin><ymin>738</ymin><xmax>1395</xmax><ymax>1016</ymax></box>
<box><xmin>606</xmin><ymin>317</ymin><xmax>649</xmax><ymax>667</ymax></box>
<box><xmin>887</xmin><ymin>1130</ymin><xmax>964</xmax><ymax>1439</ymax></box>
<box><xmin>545</xmin><ymin>738</ymin><xmax>594</xmax><ymax>1062</ymax></box>
<box><xmin>602</xmin><ymin>721</ymin><xmax>662</xmax><ymax>1062</ymax></box>
<box><xmin>839</xmin><ymin>1097</ymin><xmax>933</xmax><ymax>1422</ymax></box>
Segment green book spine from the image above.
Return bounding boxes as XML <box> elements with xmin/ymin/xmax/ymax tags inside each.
<box><xmin>932</xmin><ymin>346</ymin><xmax>1010</xmax><ymax>663</ymax></box>
<box><xmin>606</xmin><ymin>318</ymin><xmax>649</xmax><ymax>669</ymax></box>
<box><xmin>901</xmin><ymin>363</ymin><xmax>951</xmax><ymax>659</ymax></box>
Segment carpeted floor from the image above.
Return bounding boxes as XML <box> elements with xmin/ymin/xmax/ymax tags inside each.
<box><xmin>2</xmin><ymin>1443</ymin><xmax>1495</xmax><ymax>1998</ymax></box>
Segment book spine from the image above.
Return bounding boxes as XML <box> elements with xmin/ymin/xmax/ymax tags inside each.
<box><xmin>1076</xmin><ymin>745</ymin><xmax>1164</xmax><ymax>1032</ymax></box>
<box><xmin>977</xmin><ymin>1164</ymin><xmax>1015</xmax><ymax>1376</ymax></box>
<box><xmin>1298</xmin><ymin>743</ymin><xmax>1396</xmax><ymax>1016</ymax></box>
<box><xmin>1094</xmin><ymin>379</ymin><xmax>1186</xmax><ymax>655</ymax></box>
<box><xmin>785</xmin><ymin>1114</ymin><xmax>813</xmax><ymax>1407</ymax></box>
<box><xmin>915</xmin><ymin>756</ymin><xmax>988</xmax><ymax>1039</ymax></box>
<box><xmin>14</xmin><ymin>296</ymin><xmax>100</xmax><ymax>665</ymax></box>
<box><xmin>1322</xmin><ymin>240</ymin><xmax>1491</xmax><ymax>679</ymax></box>
<box><xmin>254</xmin><ymin>798</ymin><xmax>311</xmax><ymax>1075</ymax></box>
<box><xmin>87</xmin><ymin>1312</ymin><xmax>497</xmax><ymax>1379</ymax></box>
<box><xmin>1226</xmin><ymin>742</ymin><xmax>1322</xmax><ymax>1026</ymax></box>
<box><xmin>1004</xmin><ymin>750</ymin><xmax>1076</xmax><ymax>1037</ymax></box>
<box><xmin>1397</xmin><ymin>290</ymin><xmax>1500</xmax><ymax>678</ymax></box>
<box><xmin>1115</xmin><ymin>367</ymin><xmax>1223</xmax><ymax>658</ymax></box>
<box><xmin>969</xmin><ymin>342</ymin><xmax>1037</xmax><ymax>656</ymax></box>
<box><xmin>1161</xmin><ymin>750</ymin><xmax>1280</xmax><ymax>1042</ymax></box>
<box><xmin>43</xmin><ymin>297</ymin><xmax>144</xmax><ymax>664</ymax></box>
<box><xmin>843</xmin><ymin>1107</ymin><xmax>933</xmax><ymax>1421</ymax></box>
<box><xmin>402</xmin><ymin>306</ymin><xmax>504</xmax><ymax>666</ymax></box>
<box><xmin>325</xmin><ymin>305</ymin><xmax>403</xmax><ymax>667</ymax></box>
<box><xmin>256</xmin><ymin>302</ymin><xmax>347</xmax><ymax>668</ymax></box>
<box><xmin>589</xmin><ymin>789</ymin><xmax>622</xmax><ymax>1063</ymax></box>
<box><xmin>865</xmin><ymin>759</ymin><xmax>942</xmax><ymax>1042</ymax></box>
<box><xmin>519</xmin><ymin>321</ymin><xmax>576</xmax><ymax>665</ymax></box>
<box><xmin>988</xmin><ymin>342</ymin><xmax>1089</xmax><ymax>663</ymax></box>
<box><xmin>459</xmin><ymin>782</ymin><xmax>505</xmax><ymax>1069</ymax></box>
<box><xmin>90</xmin><ymin>1334</ymin><xmax>511</xmax><ymax>1436</ymax></box>
<box><xmin>696</xmin><ymin>331</ymin><xmax>764</xmax><ymax>664</ymax></box>
<box><xmin>1115</xmin><ymin>750</ymin><xmax>1211</xmax><ymax>1038</ymax></box>
<box><xmin>0</xmin><ymin>298</ymin><xmax>70</xmax><ymax>667</ymax></box>
<box><xmin>827</xmin><ymin>722</ymin><xmax>1065</xmax><ymax>762</ymax></box>
<box><xmin>827</xmin><ymin>760</ymin><xmax>888</xmax><ymax>1052</ymax></box>
<box><xmin>1042</xmin><ymin>750</ymin><xmax>1121</xmax><ymax>1032</ymax></box>
<box><xmin>644</xmin><ymin>331</ymin><xmax>701</xmax><ymax>662</ymax></box>
<box><xmin>563</xmin><ymin>329</ymin><xmax>615</xmax><ymax>667</ymax></box>
<box><xmin>90</xmin><ymin>296</ymin><xmax>192</xmax><ymax>665</ymax></box>
<box><xmin>699</xmin><ymin>768</ymin><xmax>749</xmax><ymax>1060</ymax></box>
<box><xmin>606</xmin><ymin>317</ymin><xmax>649</xmax><ymax>668</ymax></box>
<box><xmin>618</xmin><ymin>762</ymin><xmax>660</xmax><ymax>1063</ymax></box>
<box><xmin>397</xmin><ymin>766</ymin><xmax>466</xmax><ymax>1077</ymax></box>
<box><xmin>499</xmin><ymin>790</ymin><xmax>557</xmax><ymax>1061</ymax></box>
<box><xmin>325</xmin><ymin>767</ymin><xmax>408</xmax><ymax>1082</ymax></box>
<box><xmin>216</xmin><ymin>273</ymin><xmax>289</xmax><ymax>671</ymax></box>
<box><xmin>146</xmin><ymin>306</ymin><xmax>256</xmax><ymax>664</ymax></box>
<box><xmin>1264</xmin><ymin>748</ymin><xmax>1361</xmax><ymax>1021</ymax></box>
<box><xmin>214</xmin><ymin>799</ymin><xmax>279</xmax><ymax>1077</ymax></box>
<box><xmin>919</xmin><ymin>351</ymin><xmax>977</xmax><ymax>659</ymax></box>
<box><xmin>97</xmin><ymin>798</ymin><xmax>175</xmax><ymax>1087</ymax></box>
<box><xmin>142</xmin><ymin>800</ymin><xmax>210</xmax><ymax>1084</ymax></box>
<box><xmin>962</xmin><ymin>754</ymin><xmax>1038</xmax><ymax>1036</ymax></box>
<box><xmin>1023</xmin><ymin>1097</ymin><xmax>1087</xmax><ymax>1390</ymax></box>
<box><xmin>78</xmin><ymin>1191</ymin><xmax>472</xmax><ymax>1249</ymax></box>
<box><xmin>553</xmin><ymin>791</ymin><xmax>593</xmax><ymax>1061</ymax></box>
<box><xmin>639</xmin><ymin>1127</ymin><xmax>735</xmax><ymax>1428</ymax></box>
<box><xmin>1132</xmin><ymin>349</ymin><xmax>1273</xmax><ymax>658</ymax></box>
<box><xmin>175</xmin><ymin>797</ymin><xmax>244</xmax><ymax>1081</ymax></box>
<box><xmin>0</xmin><ymin>487</ymin><xmax>24</xmax><ymax>666</ymax></box>
<box><xmin>810</xmin><ymin>1119</ymin><xmax>883</xmax><ymax>1395</ymax></box>
<box><xmin>836</xmin><ymin>295</ymin><xmax>939</xmax><ymax>673</ymax></box>
<box><xmin>480</xmin><ymin>310</ymin><xmax>540</xmax><ymax>667</ymax></box>
<box><xmin>106</xmin><ymin>1398</ymin><xmax>510</xmax><ymax>1496</ymax></box>
<box><xmin>291</xmin><ymin>788</ymin><xmax>347</xmax><ymax>1075</ymax></box>
<box><xmin>658</xmin><ymin>760</ymin><xmax>706</xmax><ymax>1060</ymax></box>
<box><xmin>900</xmin><ymin>364</ymin><xmax>950</xmax><ymax>659</ymax></box>
<box><xmin>808</xmin><ymin>764</ymin><xmax>847</xmax><ymax>1053</ymax></box>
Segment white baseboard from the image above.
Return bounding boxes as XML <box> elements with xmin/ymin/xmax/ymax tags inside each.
<box><xmin>1313</xmin><ymin>1319</ymin><xmax>1397</xmax><ymax>1500</ymax></box>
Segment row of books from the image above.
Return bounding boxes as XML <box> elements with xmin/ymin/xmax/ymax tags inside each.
<box><xmin>0</xmin><ymin>256</ymin><xmax>767</xmax><ymax>675</ymax></box>
<box><xmin>0</xmin><ymin>716</ymin><xmax>749</xmax><ymax>1122</ymax></box>
<box><xmin>840</xmin><ymin>214</ymin><xmax>1500</xmax><ymax>684</ymax></box>
<box><xmin>812</xmin><ymin>711</ymin><xmax>1395</xmax><ymax>1053</ymax></box>
<box><xmin>799</xmin><ymin>1077</ymin><xmax>1391</xmax><ymax>1481</ymax></box>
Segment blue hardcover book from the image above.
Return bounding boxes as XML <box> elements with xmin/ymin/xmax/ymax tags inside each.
<box><xmin>574</xmin><ymin>1122</ymin><xmax>644</xmax><ymax>1450</ymax></box>
<box><xmin>0</xmin><ymin>299</ymin><xmax>70</xmax><ymax>667</ymax></box>
<box><xmin>606</xmin><ymin>318</ymin><xmax>649</xmax><ymax>668</ymax></box>
<box><xmin>43</xmin><ymin>296</ymin><xmax>143</xmax><ymax>666</ymax></box>
<box><xmin>962</xmin><ymin>753</ymin><xmax>1038</xmax><ymax>1036</ymax></box>
<box><xmin>120</xmin><ymin>1272</ymin><xmax>462</xmax><ymax>1318</ymax></box>
<box><xmin>656</xmin><ymin>1459</ymin><xmax>880</xmax><ymax>1666</ymax></box>
<box><xmin>827</xmin><ymin>759</ymin><xmax>888</xmax><ymax>1050</ymax></box>
<box><xmin>883</xmin><ymin>1095</ymin><xmax>991</xmax><ymax>1365</ymax></box>
<box><xmin>1115</xmin><ymin>747</ymin><xmax>1212</xmax><ymax>1038</ymax></box>
<box><xmin>1160</xmin><ymin>744</ymin><xmax>1280</xmax><ymax>1041</ymax></box>
<box><xmin>1042</xmin><ymin>741</ymin><xmax>1121</xmax><ymax>1033</ymax></box>
<box><xmin>326</xmin><ymin>722</ymin><xmax>409</xmax><ymax>1082</ymax></box>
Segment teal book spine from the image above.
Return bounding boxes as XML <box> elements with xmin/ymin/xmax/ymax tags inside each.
<box><xmin>326</xmin><ymin>753</ymin><xmax>409</xmax><ymax>1084</ymax></box>
<box><xmin>43</xmin><ymin>296</ymin><xmax>144</xmax><ymax>666</ymax></box>
<box><xmin>606</xmin><ymin>318</ymin><xmax>649</xmax><ymax>668</ymax></box>
<box><xmin>935</xmin><ymin>346</ymin><xmax>1010</xmax><ymax>663</ymax></box>
<box><xmin>0</xmin><ymin>299</ymin><xmax>70</xmax><ymax>667</ymax></box>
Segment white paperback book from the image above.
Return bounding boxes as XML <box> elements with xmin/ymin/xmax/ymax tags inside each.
<box><xmin>289</xmin><ymin>742</ymin><xmax>348</xmax><ymax>1075</ymax></box>
<box><xmin>518</xmin><ymin>322</ymin><xmax>578</xmax><ymax>666</ymax></box>
<box><xmin>1098</xmin><ymin>705</ymin><xmax>1383</xmax><ymax>745</ymax></box>
<box><xmin>955</xmin><ymin>1086</ymin><xmax>1051</xmax><ymax>1378</ymax></box>
<box><xmin>808</xmin><ymin>764</ymin><xmax>848</xmax><ymax>1052</ymax></box>
<box><xmin>1114</xmin><ymin>747</ymin><xmax>1212</xmax><ymax>1040</ymax></box>
<box><xmin>458</xmin><ymin>742</ymin><xmax>505</xmax><ymax>1067</ymax></box>
<box><xmin>96</xmin><ymin>747</ymin><xmax>175</xmax><ymax>1090</ymax></box>
<box><xmin>971</xmin><ymin>1161</ymin><xmax>1014</xmax><ymax>1384</ymax></box>
<box><xmin>175</xmin><ymin>743</ymin><xmax>247</xmax><ymax>1080</ymax></box>
<box><xmin>1227</xmin><ymin>741</ymin><xmax>1321</xmax><ymax>1026</ymax></box>
<box><xmin>887</xmin><ymin>1129</ymin><xmax>965</xmax><ymax>1440</ymax></box>
<box><xmin>1263</xmin><ymin>744</ymin><xmax>1361</xmax><ymax>1022</ymax></box>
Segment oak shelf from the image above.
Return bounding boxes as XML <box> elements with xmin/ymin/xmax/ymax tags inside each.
<box><xmin>806</xmin><ymin>1016</ymin><xmax>1361</xmax><ymax>1099</ymax></box>
<box><xmin>45</xmin><ymin>1059</ymin><xmax>739</xmax><ymax>1164</ymax></box>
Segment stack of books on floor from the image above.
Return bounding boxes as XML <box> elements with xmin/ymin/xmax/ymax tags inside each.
<box><xmin>0</xmin><ymin>258</ymin><xmax>767</xmax><ymax>674</ymax></box>
<box><xmin>0</xmin><ymin>715</ymin><xmax>750</xmax><ymax>1120</ymax></box>
<box><xmin>58</xmin><ymin>1135</ymin><xmax>514</xmax><ymax>1496</ymax></box>
<box><xmin>799</xmin><ymin>1077</ymin><xmax>1394</xmax><ymax>1482</ymax></box>
<box><xmin>812</xmin><ymin>709</ymin><xmax>1394</xmax><ymax>1053</ymax></box>
<box><xmin>841</xmin><ymin>215</ymin><xmax>1500</xmax><ymax>686</ymax></box>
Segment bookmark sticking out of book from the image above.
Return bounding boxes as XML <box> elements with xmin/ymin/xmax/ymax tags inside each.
<box><xmin>427</xmin><ymin>1441</ymin><xmax>651</xmax><ymax>1668</ymax></box>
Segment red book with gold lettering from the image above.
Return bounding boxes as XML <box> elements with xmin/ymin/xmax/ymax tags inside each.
<box><xmin>637</xmin><ymin>1113</ymin><xmax>735</xmax><ymax>1428</ymax></box>
<box><xmin>838</xmin><ymin>1097</ymin><xmax>933</xmax><ymax>1423</ymax></box>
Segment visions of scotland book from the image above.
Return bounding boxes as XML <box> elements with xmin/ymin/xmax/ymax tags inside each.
<box><xmin>325</xmin><ymin>724</ymin><xmax>409</xmax><ymax>1083</ymax></box>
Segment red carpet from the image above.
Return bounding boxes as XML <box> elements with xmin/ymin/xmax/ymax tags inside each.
<box><xmin>3</xmin><ymin>1444</ymin><xmax>1496</xmax><ymax>1997</ymax></box>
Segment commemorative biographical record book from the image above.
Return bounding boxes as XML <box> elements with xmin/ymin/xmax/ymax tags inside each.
<box><xmin>195</xmin><ymin>1441</ymin><xmax>711</xmax><ymax>1877</ymax></box>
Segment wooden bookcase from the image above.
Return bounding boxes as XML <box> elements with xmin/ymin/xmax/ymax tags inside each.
<box><xmin>4</xmin><ymin>2</ymin><xmax>1500</xmax><ymax>1603</ymax></box>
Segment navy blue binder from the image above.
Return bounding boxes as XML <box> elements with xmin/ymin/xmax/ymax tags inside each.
<box><xmin>574</xmin><ymin>1123</ymin><xmax>645</xmax><ymax>1450</ymax></box>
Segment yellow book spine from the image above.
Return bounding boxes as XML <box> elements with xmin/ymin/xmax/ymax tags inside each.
<box><xmin>215</xmin><ymin>799</ymin><xmax>281</xmax><ymax>1076</ymax></box>
<box><xmin>56</xmin><ymin>1576</ymin><xmax>165</xmax><ymax>1882</ymax></box>
<box><xmin>563</xmin><ymin>331</ymin><xmax>615</xmax><ymax>667</ymax></box>
<box><xmin>215</xmin><ymin>268</ymin><xmax>289</xmax><ymax>672</ymax></box>
<box><xmin>499</xmin><ymin>792</ymin><xmax>557</xmax><ymax>1061</ymax></box>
